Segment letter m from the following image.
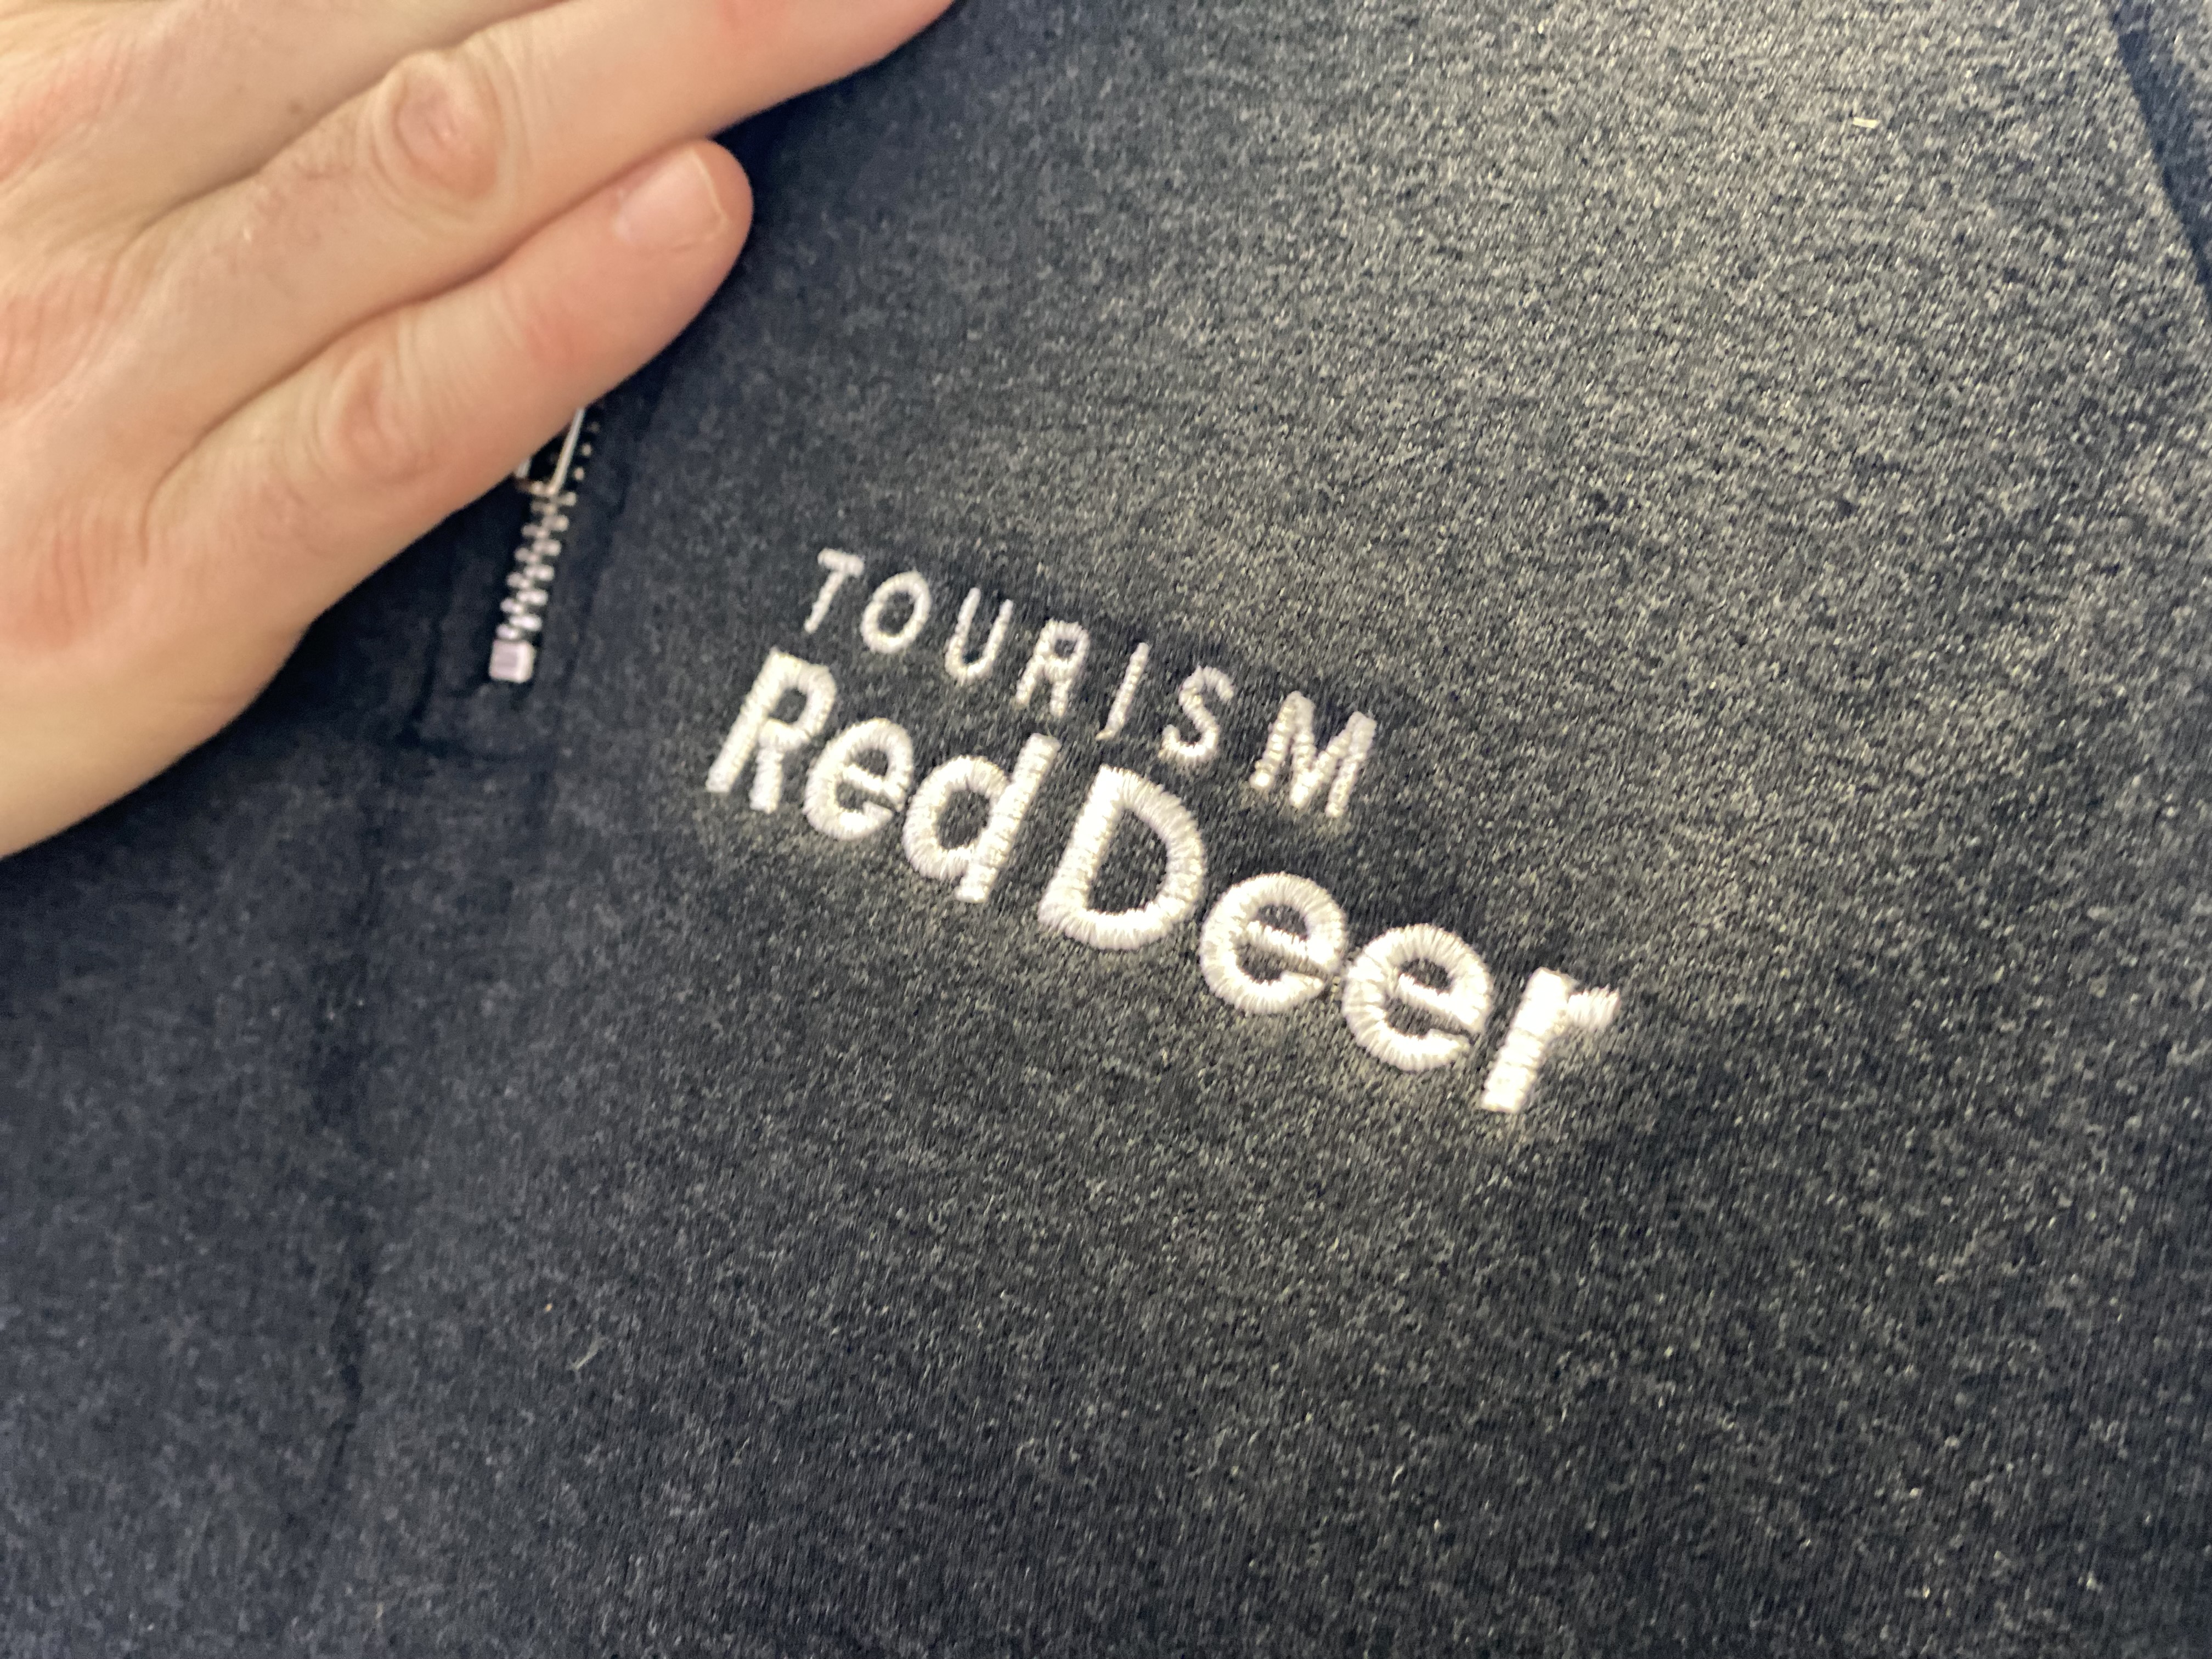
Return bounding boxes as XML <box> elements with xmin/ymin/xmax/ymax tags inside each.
<box><xmin>1248</xmin><ymin>693</ymin><xmax>1376</xmax><ymax>819</ymax></box>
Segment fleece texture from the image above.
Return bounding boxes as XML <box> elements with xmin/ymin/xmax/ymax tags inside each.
<box><xmin>7</xmin><ymin>1</ymin><xmax>2212</xmax><ymax>1652</ymax></box>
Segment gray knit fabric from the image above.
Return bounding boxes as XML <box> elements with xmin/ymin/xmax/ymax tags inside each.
<box><xmin>7</xmin><ymin>0</ymin><xmax>2212</xmax><ymax>1652</ymax></box>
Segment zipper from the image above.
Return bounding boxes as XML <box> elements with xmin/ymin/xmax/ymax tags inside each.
<box><xmin>487</xmin><ymin>405</ymin><xmax>597</xmax><ymax>684</ymax></box>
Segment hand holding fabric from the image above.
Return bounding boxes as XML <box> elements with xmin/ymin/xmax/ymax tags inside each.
<box><xmin>0</xmin><ymin>0</ymin><xmax>950</xmax><ymax>855</ymax></box>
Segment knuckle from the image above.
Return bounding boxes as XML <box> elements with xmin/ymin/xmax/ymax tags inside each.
<box><xmin>312</xmin><ymin>335</ymin><xmax>436</xmax><ymax>494</ymax></box>
<box><xmin>0</xmin><ymin>262</ymin><xmax>110</xmax><ymax>399</ymax></box>
<box><xmin>0</xmin><ymin>500</ymin><xmax>143</xmax><ymax>658</ymax></box>
<box><xmin>366</xmin><ymin>46</ymin><xmax>511</xmax><ymax>210</ymax></box>
<box><xmin>0</xmin><ymin>25</ymin><xmax>139</xmax><ymax>181</ymax></box>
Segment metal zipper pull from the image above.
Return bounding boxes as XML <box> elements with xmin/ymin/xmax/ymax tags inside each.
<box><xmin>488</xmin><ymin>405</ymin><xmax>595</xmax><ymax>684</ymax></box>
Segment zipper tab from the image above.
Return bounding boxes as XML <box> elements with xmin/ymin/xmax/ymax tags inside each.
<box><xmin>488</xmin><ymin>406</ymin><xmax>595</xmax><ymax>685</ymax></box>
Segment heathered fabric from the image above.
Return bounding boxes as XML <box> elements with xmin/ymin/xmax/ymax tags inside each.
<box><xmin>8</xmin><ymin>0</ymin><xmax>2212</xmax><ymax>1652</ymax></box>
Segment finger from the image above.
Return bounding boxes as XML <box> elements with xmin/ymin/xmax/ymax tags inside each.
<box><xmin>124</xmin><ymin>0</ymin><xmax>949</xmax><ymax>445</ymax></box>
<box><xmin>151</xmin><ymin>140</ymin><xmax>751</xmax><ymax>631</ymax></box>
<box><xmin>0</xmin><ymin>0</ymin><xmax>563</xmax><ymax>220</ymax></box>
<box><xmin>149</xmin><ymin>0</ymin><xmax>573</xmax><ymax>205</ymax></box>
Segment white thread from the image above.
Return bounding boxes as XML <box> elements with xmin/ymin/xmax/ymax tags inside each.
<box><xmin>704</xmin><ymin>650</ymin><xmax>837</xmax><ymax>810</ymax></box>
<box><xmin>1199</xmin><ymin>873</ymin><xmax>1348</xmax><ymax>1015</ymax></box>
<box><xmin>1011</xmin><ymin>620</ymin><xmax>1091</xmax><ymax>720</ymax></box>
<box><xmin>904</xmin><ymin>735</ymin><xmax>1060</xmax><ymax>903</ymax></box>
<box><xmin>803</xmin><ymin>718</ymin><xmax>915</xmax><ymax>842</ymax></box>
<box><xmin>1098</xmin><ymin>642</ymin><xmax>1150</xmax><ymax>741</ymax></box>
<box><xmin>945</xmin><ymin>589</ymin><xmax>1014</xmax><ymax>684</ymax></box>
<box><xmin>1038</xmin><ymin>767</ymin><xmax>1207</xmax><ymax>951</ymax></box>
<box><xmin>1341</xmin><ymin>924</ymin><xmax>1493</xmax><ymax>1072</ymax></box>
<box><xmin>804</xmin><ymin>550</ymin><xmax>866</xmax><ymax>634</ymax></box>
<box><xmin>1158</xmin><ymin>666</ymin><xmax>1236</xmax><ymax>771</ymax></box>
<box><xmin>1479</xmin><ymin>971</ymin><xmax>1621</xmax><ymax>1114</ymax></box>
<box><xmin>859</xmin><ymin>571</ymin><xmax>933</xmax><ymax>656</ymax></box>
<box><xmin>905</xmin><ymin>759</ymin><xmax>1000</xmax><ymax>883</ymax></box>
<box><xmin>1249</xmin><ymin>693</ymin><xmax>1378</xmax><ymax>819</ymax></box>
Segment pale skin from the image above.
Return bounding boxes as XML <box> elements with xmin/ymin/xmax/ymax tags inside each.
<box><xmin>0</xmin><ymin>0</ymin><xmax>952</xmax><ymax>857</ymax></box>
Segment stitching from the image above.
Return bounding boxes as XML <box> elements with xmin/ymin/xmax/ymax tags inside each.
<box><xmin>962</xmin><ymin>736</ymin><xmax>1059</xmax><ymax>903</ymax></box>
<box><xmin>903</xmin><ymin>735</ymin><xmax>1060</xmax><ymax>904</ymax></box>
<box><xmin>802</xmin><ymin>718</ymin><xmax>915</xmax><ymax>842</ymax></box>
<box><xmin>804</xmin><ymin>549</ymin><xmax>866</xmax><ymax>634</ymax></box>
<box><xmin>1199</xmin><ymin>872</ymin><xmax>1348</xmax><ymax>1014</ymax></box>
<box><xmin>791</xmin><ymin>554</ymin><xmax>1390</xmax><ymax>820</ymax></box>
<box><xmin>1098</xmin><ymin>641</ymin><xmax>1150</xmax><ymax>741</ymax></box>
<box><xmin>704</xmin><ymin>650</ymin><xmax>837</xmax><ymax>809</ymax></box>
<box><xmin>705</xmin><ymin>603</ymin><xmax>1628</xmax><ymax>1111</ymax></box>
<box><xmin>1249</xmin><ymin>693</ymin><xmax>1377</xmax><ymax>818</ymax></box>
<box><xmin>1011</xmin><ymin>620</ymin><xmax>1091</xmax><ymax>719</ymax></box>
<box><xmin>859</xmin><ymin>571</ymin><xmax>933</xmax><ymax>657</ymax></box>
<box><xmin>944</xmin><ymin>587</ymin><xmax>1014</xmax><ymax>684</ymax></box>
<box><xmin>1158</xmin><ymin>666</ymin><xmax>1236</xmax><ymax>771</ymax></box>
<box><xmin>1037</xmin><ymin>766</ymin><xmax>1209</xmax><ymax>951</ymax></box>
<box><xmin>1479</xmin><ymin>970</ymin><xmax>1621</xmax><ymax>1114</ymax></box>
<box><xmin>1341</xmin><ymin>923</ymin><xmax>1494</xmax><ymax>1073</ymax></box>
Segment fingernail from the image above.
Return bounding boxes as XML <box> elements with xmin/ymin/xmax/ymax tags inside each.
<box><xmin>613</xmin><ymin>151</ymin><xmax>727</xmax><ymax>252</ymax></box>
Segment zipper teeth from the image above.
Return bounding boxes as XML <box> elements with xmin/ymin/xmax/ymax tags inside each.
<box><xmin>488</xmin><ymin>405</ymin><xmax>596</xmax><ymax>685</ymax></box>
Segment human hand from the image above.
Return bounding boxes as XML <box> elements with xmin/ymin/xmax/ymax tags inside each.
<box><xmin>0</xmin><ymin>0</ymin><xmax>949</xmax><ymax>856</ymax></box>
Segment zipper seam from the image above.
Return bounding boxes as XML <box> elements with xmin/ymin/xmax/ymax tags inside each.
<box><xmin>487</xmin><ymin>405</ymin><xmax>596</xmax><ymax>684</ymax></box>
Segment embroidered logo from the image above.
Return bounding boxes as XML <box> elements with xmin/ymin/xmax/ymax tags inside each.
<box><xmin>704</xmin><ymin>550</ymin><xmax>1620</xmax><ymax>1115</ymax></box>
